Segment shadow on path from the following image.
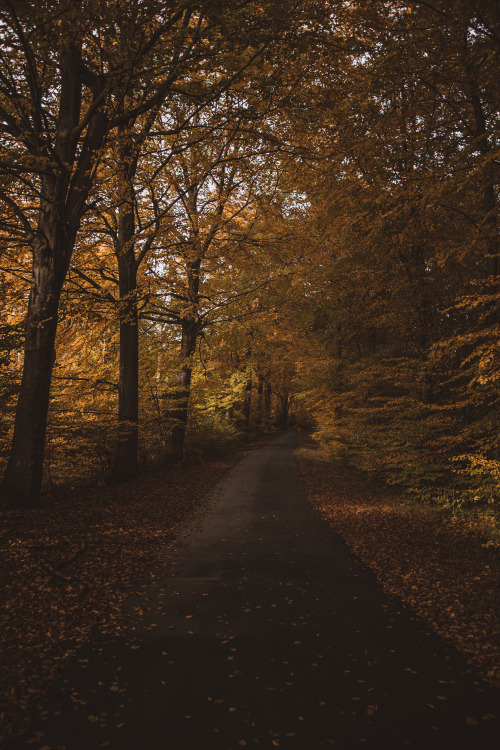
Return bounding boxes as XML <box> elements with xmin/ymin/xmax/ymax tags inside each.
<box><xmin>9</xmin><ymin>432</ymin><xmax>499</xmax><ymax>749</ymax></box>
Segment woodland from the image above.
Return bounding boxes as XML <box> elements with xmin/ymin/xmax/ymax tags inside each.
<box><xmin>1</xmin><ymin>1</ymin><xmax>500</xmax><ymax>743</ymax></box>
<box><xmin>0</xmin><ymin>0</ymin><xmax>499</xmax><ymax>529</ymax></box>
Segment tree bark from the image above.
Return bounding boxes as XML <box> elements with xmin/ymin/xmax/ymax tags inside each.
<box><xmin>1</xmin><ymin>41</ymin><xmax>108</xmax><ymax>506</ymax></box>
<box><xmin>167</xmin><ymin>258</ymin><xmax>201</xmax><ymax>463</ymax></box>
<box><xmin>1</xmin><ymin>234</ymin><xmax>66</xmax><ymax>506</ymax></box>
<box><xmin>112</xmin><ymin>254</ymin><xmax>139</xmax><ymax>481</ymax></box>
<box><xmin>112</xmin><ymin>134</ymin><xmax>140</xmax><ymax>481</ymax></box>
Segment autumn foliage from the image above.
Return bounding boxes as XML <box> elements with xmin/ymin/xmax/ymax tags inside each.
<box><xmin>0</xmin><ymin>1</ymin><xmax>497</xmax><ymax>520</ymax></box>
<box><xmin>0</xmin><ymin>2</ymin><xmax>500</xmax><ymax>744</ymax></box>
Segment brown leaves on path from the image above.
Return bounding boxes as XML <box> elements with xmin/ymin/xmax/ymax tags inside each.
<box><xmin>296</xmin><ymin>447</ymin><xmax>500</xmax><ymax>688</ymax></box>
<box><xmin>0</xmin><ymin>457</ymin><xmax>235</xmax><ymax>745</ymax></box>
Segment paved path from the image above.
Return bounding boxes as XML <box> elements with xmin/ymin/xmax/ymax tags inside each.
<box><xmin>12</xmin><ymin>433</ymin><xmax>500</xmax><ymax>749</ymax></box>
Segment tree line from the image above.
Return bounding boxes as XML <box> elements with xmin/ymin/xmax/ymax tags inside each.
<box><xmin>0</xmin><ymin>1</ymin><xmax>499</xmax><ymax>524</ymax></box>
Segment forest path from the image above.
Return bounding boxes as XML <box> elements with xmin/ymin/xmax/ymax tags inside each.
<box><xmin>13</xmin><ymin>432</ymin><xmax>500</xmax><ymax>749</ymax></box>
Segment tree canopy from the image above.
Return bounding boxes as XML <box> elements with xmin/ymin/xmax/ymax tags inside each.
<box><xmin>0</xmin><ymin>0</ymin><xmax>498</xmax><ymax>537</ymax></box>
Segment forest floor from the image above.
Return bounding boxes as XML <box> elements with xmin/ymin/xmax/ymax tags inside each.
<box><xmin>2</xmin><ymin>430</ymin><xmax>499</xmax><ymax>750</ymax></box>
<box><xmin>0</xmin><ymin>437</ymin><xmax>269</xmax><ymax>745</ymax></box>
<box><xmin>1</xmin><ymin>431</ymin><xmax>499</xmax><ymax>748</ymax></box>
<box><xmin>295</xmin><ymin>442</ymin><xmax>500</xmax><ymax>691</ymax></box>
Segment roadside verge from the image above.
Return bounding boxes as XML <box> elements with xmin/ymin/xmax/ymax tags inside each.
<box><xmin>295</xmin><ymin>444</ymin><xmax>500</xmax><ymax>690</ymax></box>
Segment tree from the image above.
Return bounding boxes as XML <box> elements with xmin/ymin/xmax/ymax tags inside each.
<box><xmin>0</xmin><ymin>0</ymin><xmax>281</xmax><ymax>503</ymax></box>
<box><xmin>273</xmin><ymin>0</ymin><xmax>500</xmax><ymax>499</ymax></box>
<box><xmin>144</xmin><ymin>103</ymin><xmax>275</xmax><ymax>461</ymax></box>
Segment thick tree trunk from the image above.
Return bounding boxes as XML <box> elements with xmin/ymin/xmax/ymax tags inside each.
<box><xmin>1</xmin><ymin>42</ymin><xmax>110</xmax><ymax>507</ymax></box>
<box><xmin>2</xmin><ymin>233</ymin><xmax>67</xmax><ymax>506</ymax></box>
<box><xmin>112</xmin><ymin>255</ymin><xmax>139</xmax><ymax>481</ymax></box>
<box><xmin>111</xmin><ymin>125</ymin><xmax>142</xmax><ymax>481</ymax></box>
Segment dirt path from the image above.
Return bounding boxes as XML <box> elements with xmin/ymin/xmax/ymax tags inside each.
<box><xmin>8</xmin><ymin>432</ymin><xmax>499</xmax><ymax>749</ymax></box>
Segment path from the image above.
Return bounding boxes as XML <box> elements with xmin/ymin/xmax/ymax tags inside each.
<box><xmin>11</xmin><ymin>433</ymin><xmax>499</xmax><ymax>749</ymax></box>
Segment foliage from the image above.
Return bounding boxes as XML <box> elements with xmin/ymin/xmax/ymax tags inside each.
<box><xmin>0</xmin><ymin>0</ymin><xmax>498</xmax><ymax>521</ymax></box>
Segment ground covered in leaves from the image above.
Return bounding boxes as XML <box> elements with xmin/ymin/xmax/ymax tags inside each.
<box><xmin>296</xmin><ymin>445</ymin><xmax>500</xmax><ymax>690</ymax></box>
<box><xmin>0</xmin><ymin>452</ymin><xmax>244</xmax><ymax>744</ymax></box>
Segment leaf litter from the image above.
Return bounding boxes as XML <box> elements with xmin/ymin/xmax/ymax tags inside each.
<box><xmin>296</xmin><ymin>447</ymin><xmax>500</xmax><ymax>688</ymax></box>
<box><xmin>0</xmin><ymin>456</ymin><xmax>235</xmax><ymax>744</ymax></box>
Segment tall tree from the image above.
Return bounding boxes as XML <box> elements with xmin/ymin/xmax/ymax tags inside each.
<box><xmin>0</xmin><ymin>0</ymin><xmax>270</xmax><ymax>503</ymax></box>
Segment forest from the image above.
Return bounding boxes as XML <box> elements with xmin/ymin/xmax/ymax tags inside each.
<box><xmin>0</xmin><ymin>0</ymin><xmax>498</xmax><ymax>526</ymax></box>
<box><xmin>1</xmin><ymin>1</ymin><xmax>500</xmax><ymax>745</ymax></box>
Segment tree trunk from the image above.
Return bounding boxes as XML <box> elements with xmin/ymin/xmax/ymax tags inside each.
<box><xmin>264</xmin><ymin>381</ymin><xmax>272</xmax><ymax>428</ymax></box>
<box><xmin>110</xmin><ymin>101</ymin><xmax>163</xmax><ymax>479</ymax></box>
<box><xmin>112</xmin><ymin>137</ymin><xmax>140</xmax><ymax>481</ymax></box>
<box><xmin>470</xmin><ymin>93</ymin><xmax>498</xmax><ymax>324</ymax></box>
<box><xmin>256</xmin><ymin>374</ymin><xmax>264</xmax><ymax>430</ymax></box>
<box><xmin>1</xmin><ymin>42</ymin><xmax>109</xmax><ymax>507</ymax></box>
<box><xmin>279</xmin><ymin>393</ymin><xmax>290</xmax><ymax>428</ymax></box>
<box><xmin>112</xmin><ymin>254</ymin><xmax>139</xmax><ymax>481</ymax></box>
<box><xmin>2</xmin><ymin>233</ymin><xmax>67</xmax><ymax>506</ymax></box>
<box><xmin>167</xmin><ymin>258</ymin><xmax>201</xmax><ymax>463</ymax></box>
<box><xmin>242</xmin><ymin>368</ymin><xmax>252</xmax><ymax>433</ymax></box>
<box><xmin>168</xmin><ymin>316</ymin><xmax>198</xmax><ymax>463</ymax></box>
